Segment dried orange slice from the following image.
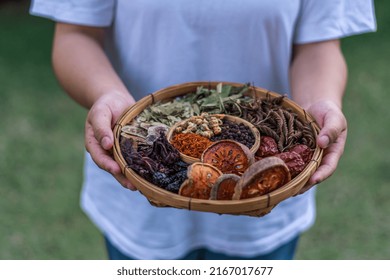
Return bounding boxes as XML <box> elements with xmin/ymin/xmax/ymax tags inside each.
<box><xmin>179</xmin><ymin>163</ymin><xmax>222</xmax><ymax>199</ymax></box>
<box><xmin>233</xmin><ymin>157</ymin><xmax>291</xmax><ymax>199</ymax></box>
<box><xmin>201</xmin><ymin>140</ymin><xmax>254</xmax><ymax>176</ymax></box>
<box><xmin>210</xmin><ymin>174</ymin><xmax>241</xmax><ymax>200</ymax></box>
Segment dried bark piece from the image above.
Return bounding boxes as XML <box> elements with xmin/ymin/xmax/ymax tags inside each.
<box><xmin>179</xmin><ymin>163</ymin><xmax>222</xmax><ymax>199</ymax></box>
<box><xmin>210</xmin><ymin>174</ymin><xmax>241</xmax><ymax>200</ymax></box>
<box><xmin>234</xmin><ymin>157</ymin><xmax>291</xmax><ymax>199</ymax></box>
<box><xmin>201</xmin><ymin>140</ymin><xmax>254</xmax><ymax>176</ymax></box>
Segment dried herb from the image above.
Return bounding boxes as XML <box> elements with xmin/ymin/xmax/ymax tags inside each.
<box><xmin>210</xmin><ymin>119</ymin><xmax>255</xmax><ymax>149</ymax></box>
<box><xmin>147</xmin><ymin>131</ymin><xmax>181</xmax><ymax>166</ymax></box>
<box><xmin>136</xmin><ymin>100</ymin><xmax>194</xmax><ymax>127</ymax></box>
<box><xmin>120</xmin><ymin>132</ymin><xmax>188</xmax><ymax>192</ymax></box>
<box><xmin>171</xmin><ymin>133</ymin><xmax>213</xmax><ymax>158</ymax></box>
<box><xmin>223</xmin><ymin>93</ymin><xmax>317</xmax><ymax>151</ymax></box>
<box><xmin>151</xmin><ymin>169</ymin><xmax>187</xmax><ymax>194</ymax></box>
<box><xmin>120</xmin><ymin>83</ymin><xmax>318</xmax><ymax>196</ymax></box>
<box><xmin>120</xmin><ymin>137</ymin><xmax>159</xmax><ymax>181</ymax></box>
<box><xmin>174</xmin><ymin>113</ymin><xmax>223</xmax><ymax>138</ymax></box>
<box><xmin>181</xmin><ymin>83</ymin><xmax>250</xmax><ymax>115</ymax></box>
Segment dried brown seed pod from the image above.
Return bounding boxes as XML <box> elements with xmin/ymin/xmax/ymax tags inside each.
<box><xmin>178</xmin><ymin>163</ymin><xmax>222</xmax><ymax>199</ymax></box>
<box><xmin>210</xmin><ymin>174</ymin><xmax>241</xmax><ymax>200</ymax></box>
<box><xmin>201</xmin><ymin>140</ymin><xmax>254</xmax><ymax>176</ymax></box>
<box><xmin>234</xmin><ymin>157</ymin><xmax>291</xmax><ymax>199</ymax></box>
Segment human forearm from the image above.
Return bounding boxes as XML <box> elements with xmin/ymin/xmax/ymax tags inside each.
<box><xmin>52</xmin><ymin>23</ymin><xmax>134</xmax><ymax>109</ymax></box>
<box><xmin>52</xmin><ymin>23</ymin><xmax>135</xmax><ymax>190</ymax></box>
<box><xmin>289</xmin><ymin>40</ymin><xmax>348</xmax><ymax>191</ymax></box>
<box><xmin>290</xmin><ymin>40</ymin><xmax>347</xmax><ymax>110</ymax></box>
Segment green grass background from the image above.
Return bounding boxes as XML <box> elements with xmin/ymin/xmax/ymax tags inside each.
<box><xmin>0</xmin><ymin>1</ymin><xmax>389</xmax><ymax>259</ymax></box>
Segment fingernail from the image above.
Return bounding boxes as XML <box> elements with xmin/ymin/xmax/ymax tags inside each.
<box><xmin>319</xmin><ymin>135</ymin><xmax>329</xmax><ymax>147</ymax></box>
<box><xmin>101</xmin><ymin>137</ymin><xmax>111</xmax><ymax>149</ymax></box>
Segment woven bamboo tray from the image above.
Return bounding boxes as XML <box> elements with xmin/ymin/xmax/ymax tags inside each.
<box><xmin>113</xmin><ymin>81</ymin><xmax>323</xmax><ymax>217</ymax></box>
<box><xmin>166</xmin><ymin>114</ymin><xmax>261</xmax><ymax>164</ymax></box>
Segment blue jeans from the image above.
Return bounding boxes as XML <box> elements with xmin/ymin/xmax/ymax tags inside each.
<box><xmin>104</xmin><ymin>236</ymin><xmax>299</xmax><ymax>260</ymax></box>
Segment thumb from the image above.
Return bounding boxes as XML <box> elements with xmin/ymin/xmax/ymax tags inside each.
<box><xmin>317</xmin><ymin>112</ymin><xmax>347</xmax><ymax>149</ymax></box>
<box><xmin>87</xmin><ymin>104</ymin><xmax>114</xmax><ymax>151</ymax></box>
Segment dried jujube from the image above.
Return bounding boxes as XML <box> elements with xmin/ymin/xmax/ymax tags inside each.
<box><xmin>288</xmin><ymin>144</ymin><xmax>313</xmax><ymax>164</ymax></box>
<box><xmin>179</xmin><ymin>163</ymin><xmax>222</xmax><ymax>199</ymax></box>
<box><xmin>275</xmin><ymin>151</ymin><xmax>306</xmax><ymax>178</ymax></box>
<box><xmin>234</xmin><ymin>157</ymin><xmax>291</xmax><ymax>199</ymax></box>
<box><xmin>210</xmin><ymin>174</ymin><xmax>241</xmax><ymax>200</ymax></box>
<box><xmin>201</xmin><ymin>140</ymin><xmax>254</xmax><ymax>176</ymax></box>
<box><xmin>255</xmin><ymin>136</ymin><xmax>279</xmax><ymax>157</ymax></box>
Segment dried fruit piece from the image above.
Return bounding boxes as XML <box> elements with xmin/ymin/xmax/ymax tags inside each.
<box><xmin>275</xmin><ymin>151</ymin><xmax>305</xmax><ymax>178</ymax></box>
<box><xmin>179</xmin><ymin>163</ymin><xmax>222</xmax><ymax>199</ymax></box>
<box><xmin>256</xmin><ymin>136</ymin><xmax>279</xmax><ymax>157</ymax></box>
<box><xmin>288</xmin><ymin>144</ymin><xmax>313</xmax><ymax>164</ymax></box>
<box><xmin>201</xmin><ymin>140</ymin><xmax>254</xmax><ymax>175</ymax></box>
<box><xmin>234</xmin><ymin>157</ymin><xmax>291</xmax><ymax>199</ymax></box>
<box><xmin>210</xmin><ymin>174</ymin><xmax>241</xmax><ymax>200</ymax></box>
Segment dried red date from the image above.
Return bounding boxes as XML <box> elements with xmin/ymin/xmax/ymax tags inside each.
<box><xmin>288</xmin><ymin>144</ymin><xmax>313</xmax><ymax>164</ymax></box>
<box><xmin>256</xmin><ymin>136</ymin><xmax>279</xmax><ymax>157</ymax></box>
<box><xmin>275</xmin><ymin>151</ymin><xmax>306</xmax><ymax>178</ymax></box>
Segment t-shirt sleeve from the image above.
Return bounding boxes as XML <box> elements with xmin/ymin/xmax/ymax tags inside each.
<box><xmin>30</xmin><ymin>0</ymin><xmax>115</xmax><ymax>27</ymax></box>
<box><xmin>294</xmin><ymin>0</ymin><xmax>377</xmax><ymax>44</ymax></box>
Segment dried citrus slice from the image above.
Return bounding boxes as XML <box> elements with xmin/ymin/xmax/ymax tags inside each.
<box><xmin>233</xmin><ymin>157</ymin><xmax>291</xmax><ymax>199</ymax></box>
<box><xmin>179</xmin><ymin>163</ymin><xmax>222</xmax><ymax>199</ymax></box>
<box><xmin>201</xmin><ymin>140</ymin><xmax>254</xmax><ymax>176</ymax></box>
<box><xmin>210</xmin><ymin>174</ymin><xmax>241</xmax><ymax>200</ymax></box>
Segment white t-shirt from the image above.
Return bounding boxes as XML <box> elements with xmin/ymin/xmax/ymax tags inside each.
<box><xmin>31</xmin><ymin>0</ymin><xmax>376</xmax><ymax>259</ymax></box>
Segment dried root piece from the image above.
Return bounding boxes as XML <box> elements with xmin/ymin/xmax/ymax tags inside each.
<box><xmin>210</xmin><ymin>174</ymin><xmax>241</xmax><ymax>200</ymax></box>
<box><xmin>179</xmin><ymin>163</ymin><xmax>222</xmax><ymax>199</ymax></box>
<box><xmin>234</xmin><ymin>157</ymin><xmax>291</xmax><ymax>199</ymax></box>
<box><xmin>201</xmin><ymin>140</ymin><xmax>254</xmax><ymax>176</ymax></box>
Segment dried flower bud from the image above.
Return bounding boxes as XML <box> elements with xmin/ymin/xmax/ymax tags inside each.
<box><xmin>212</xmin><ymin>126</ymin><xmax>222</xmax><ymax>135</ymax></box>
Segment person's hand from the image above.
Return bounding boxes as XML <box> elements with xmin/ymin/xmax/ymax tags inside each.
<box><xmin>85</xmin><ymin>92</ymin><xmax>137</xmax><ymax>190</ymax></box>
<box><xmin>298</xmin><ymin>100</ymin><xmax>347</xmax><ymax>194</ymax></box>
